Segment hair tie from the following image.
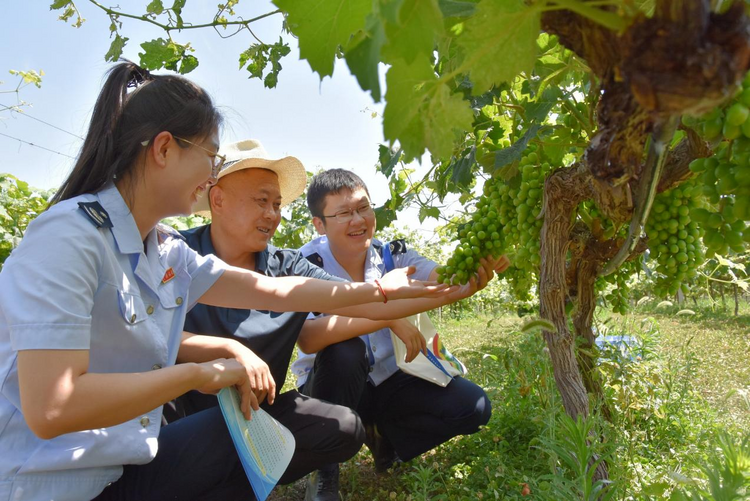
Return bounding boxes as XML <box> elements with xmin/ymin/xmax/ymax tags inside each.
<box><xmin>127</xmin><ymin>66</ymin><xmax>153</xmax><ymax>89</ymax></box>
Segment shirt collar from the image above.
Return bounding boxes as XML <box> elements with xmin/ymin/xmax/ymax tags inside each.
<box><xmin>256</xmin><ymin>244</ymin><xmax>274</xmax><ymax>274</ymax></box>
<box><xmin>96</xmin><ymin>183</ymin><xmax>150</xmax><ymax>255</ymax></box>
<box><xmin>199</xmin><ymin>224</ymin><xmax>270</xmax><ymax>273</ymax></box>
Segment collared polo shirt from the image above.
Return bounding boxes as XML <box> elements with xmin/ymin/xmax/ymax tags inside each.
<box><xmin>292</xmin><ymin>236</ymin><xmax>437</xmax><ymax>387</ymax></box>
<box><xmin>0</xmin><ymin>184</ymin><xmax>226</xmax><ymax>501</ymax></box>
<box><xmin>181</xmin><ymin>225</ymin><xmax>345</xmax><ymax>389</ymax></box>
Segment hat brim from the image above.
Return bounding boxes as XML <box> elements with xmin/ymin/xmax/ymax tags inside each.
<box><xmin>192</xmin><ymin>156</ymin><xmax>307</xmax><ymax>215</ymax></box>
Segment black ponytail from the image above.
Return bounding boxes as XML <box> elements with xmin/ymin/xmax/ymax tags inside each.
<box><xmin>50</xmin><ymin>61</ymin><xmax>222</xmax><ymax>204</ymax></box>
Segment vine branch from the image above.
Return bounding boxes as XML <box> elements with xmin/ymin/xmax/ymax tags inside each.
<box><xmin>87</xmin><ymin>1</ymin><xmax>282</xmax><ymax>33</ymax></box>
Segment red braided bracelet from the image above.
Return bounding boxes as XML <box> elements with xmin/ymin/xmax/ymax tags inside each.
<box><xmin>373</xmin><ymin>279</ymin><xmax>388</xmax><ymax>303</ymax></box>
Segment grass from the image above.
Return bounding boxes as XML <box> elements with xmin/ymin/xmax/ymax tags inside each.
<box><xmin>269</xmin><ymin>302</ymin><xmax>750</xmax><ymax>500</ymax></box>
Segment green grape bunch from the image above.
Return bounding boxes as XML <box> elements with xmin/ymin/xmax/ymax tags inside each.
<box><xmin>436</xmin><ymin>144</ymin><xmax>553</xmax><ymax>288</ymax></box>
<box><xmin>645</xmin><ymin>183</ymin><xmax>705</xmax><ymax>297</ymax></box>
<box><xmin>435</xmin><ymin>177</ymin><xmax>506</xmax><ymax>285</ymax></box>
<box><xmin>681</xmin><ymin>73</ymin><xmax>750</xmax><ymax>257</ymax></box>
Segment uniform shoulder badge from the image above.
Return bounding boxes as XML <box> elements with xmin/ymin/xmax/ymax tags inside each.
<box><xmin>156</xmin><ymin>223</ymin><xmax>185</xmax><ymax>245</ymax></box>
<box><xmin>389</xmin><ymin>239</ymin><xmax>408</xmax><ymax>256</ymax></box>
<box><xmin>77</xmin><ymin>202</ymin><xmax>113</xmax><ymax>228</ymax></box>
<box><xmin>305</xmin><ymin>252</ymin><xmax>325</xmax><ymax>268</ymax></box>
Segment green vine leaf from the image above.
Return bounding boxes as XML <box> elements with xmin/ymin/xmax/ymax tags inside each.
<box><xmin>449</xmin><ymin>146</ymin><xmax>476</xmax><ymax>188</ymax></box>
<box><xmin>274</xmin><ymin>0</ymin><xmax>372</xmax><ymax>79</ymax></box>
<box><xmin>457</xmin><ymin>0</ymin><xmax>540</xmax><ymax>93</ymax></box>
<box><xmin>383</xmin><ymin>56</ymin><xmax>473</xmax><ymax>161</ymax></box>
<box><xmin>381</xmin><ymin>0</ymin><xmax>444</xmax><ymax>65</ymax></box>
<box><xmin>377</xmin><ymin>144</ymin><xmax>402</xmax><ymax>178</ymax></box>
<box><xmin>344</xmin><ymin>15</ymin><xmax>386</xmax><ymax>102</ymax></box>
<box><xmin>146</xmin><ymin>0</ymin><xmax>165</xmax><ymax>15</ymax></box>
<box><xmin>419</xmin><ymin>205</ymin><xmax>440</xmax><ymax>223</ymax></box>
<box><xmin>179</xmin><ymin>54</ymin><xmax>199</xmax><ymax>74</ymax></box>
<box><xmin>375</xmin><ymin>204</ymin><xmax>398</xmax><ymax>229</ymax></box>
<box><xmin>105</xmin><ymin>34</ymin><xmax>129</xmax><ymax>63</ymax></box>
<box><xmin>140</xmin><ymin>38</ymin><xmax>179</xmax><ymax>69</ymax></box>
<box><xmin>437</xmin><ymin>0</ymin><xmax>477</xmax><ymax>18</ymax></box>
<box><xmin>525</xmin><ymin>86</ymin><xmax>563</xmax><ymax>123</ymax></box>
<box><xmin>239</xmin><ymin>38</ymin><xmax>291</xmax><ymax>88</ymax></box>
<box><xmin>172</xmin><ymin>0</ymin><xmax>186</xmax><ymax>29</ymax></box>
<box><xmin>493</xmin><ymin>123</ymin><xmax>540</xmax><ymax>173</ymax></box>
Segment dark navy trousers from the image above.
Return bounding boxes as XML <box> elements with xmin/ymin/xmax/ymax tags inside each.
<box><xmin>301</xmin><ymin>337</ymin><xmax>492</xmax><ymax>461</ymax></box>
<box><xmin>93</xmin><ymin>405</ymin><xmax>253</xmax><ymax>501</ymax></box>
<box><xmin>95</xmin><ymin>390</ymin><xmax>364</xmax><ymax>501</ymax></box>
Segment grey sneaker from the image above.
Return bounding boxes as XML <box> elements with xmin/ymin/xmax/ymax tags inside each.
<box><xmin>304</xmin><ymin>463</ymin><xmax>340</xmax><ymax>501</ymax></box>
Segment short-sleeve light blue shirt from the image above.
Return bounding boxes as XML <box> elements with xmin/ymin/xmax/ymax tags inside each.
<box><xmin>292</xmin><ymin>236</ymin><xmax>436</xmax><ymax>387</ymax></box>
<box><xmin>0</xmin><ymin>184</ymin><xmax>227</xmax><ymax>501</ymax></box>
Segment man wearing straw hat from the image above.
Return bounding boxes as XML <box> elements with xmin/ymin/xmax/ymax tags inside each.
<box><xmin>171</xmin><ymin>139</ymin><xmax>364</xmax><ymax>499</ymax></box>
<box><xmin>172</xmin><ymin>139</ymin><xmax>499</xmax><ymax>500</ymax></box>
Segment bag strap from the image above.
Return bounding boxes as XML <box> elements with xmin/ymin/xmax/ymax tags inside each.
<box><xmin>382</xmin><ymin>240</ymin><xmax>395</xmax><ymax>273</ymax></box>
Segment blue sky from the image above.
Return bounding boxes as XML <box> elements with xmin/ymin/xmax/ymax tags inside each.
<box><xmin>1</xmin><ymin>1</ymin><xmax>453</xmax><ymax>232</ymax></box>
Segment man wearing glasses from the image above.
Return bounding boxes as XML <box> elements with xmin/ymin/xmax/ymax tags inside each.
<box><xmin>293</xmin><ymin>169</ymin><xmax>510</xmax><ymax>498</ymax></box>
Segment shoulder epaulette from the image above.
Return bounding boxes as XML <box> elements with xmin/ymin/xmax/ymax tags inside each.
<box><xmin>156</xmin><ymin>223</ymin><xmax>185</xmax><ymax>245</ymax></box>
<box><xmin>305</xmin><ymin>252</ymin><xmax>324</xmax><ymax>268</ymax></box>
<box><xmin>77</xmin><ymin>201</ymin><xmax>113</xmax><ymax>228</ymax></box>
<box><xmin>388</xmin><ymin>239</ymin><xmax>408</xmax><ymax>256</ymax></box>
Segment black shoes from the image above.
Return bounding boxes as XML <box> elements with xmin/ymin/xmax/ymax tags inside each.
<box><xmin>364</xmin><ymin>424</ymin><xmax>402</xmax><ymax>473</ymax></box>
<box><xmin>304</xmin><ymin>463</ymin><xmax>340</xmax><ymax>501</ymax></box>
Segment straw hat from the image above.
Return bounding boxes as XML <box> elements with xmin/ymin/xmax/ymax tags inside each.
<box><xmin>192</xmin><ymin>139</ymin><xmax>307</xmax><ymax>213</ymax></box>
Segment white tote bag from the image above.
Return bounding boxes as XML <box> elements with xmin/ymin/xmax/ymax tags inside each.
<box><xmin>390</xmin><ymin>312</ymin><xmax>468</xmax><ymax>387</ymax></box>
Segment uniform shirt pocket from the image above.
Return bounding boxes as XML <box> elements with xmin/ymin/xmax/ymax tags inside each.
<box><xmin>156</xmin><ymin>266</ymin><xmax>191</xmax><ymax>310</ymax></box>
<box><xmin>117</xmin><ymin>289</ymin><xmax>149</xmax><ymax>325</ymax></box>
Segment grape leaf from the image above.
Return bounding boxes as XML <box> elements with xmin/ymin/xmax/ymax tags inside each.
<box><xmin>146</xmin><ymin>0</ymin><xmax>164</xmax><ymax>15</ymax></box>
<box><xmin>457</xmin><ymin>0</ymin><xmax>540</xmax><ymax>93</ymax></box>
<box><xmin>438</xmin><ymin>0</ymin><xmax>477</xmax><ymax>18</ymax></box>
<box><xmin>381</xmin><ymin>0</ymin><xmax>444</xmax><ymax>65</ymax></box>
<box><xmin>492</xmin><ymin>123</ymin><xmax>540</xmax><ymax>173</ymax></box>
<box><xmin>274</xmin><ymin>0</ymin><xmax>372</xmax><ymax>79</ymax></box>
<box><xmin>49</xmin><ymin>0</ymin><xmax>71</xmax><ymax>9</ymax></box>
<box><xmin>377</xmin><ymin>144</ymin><xmax>401</xmax><ymax>177</ymax></box>
<box><xmin>345</xmin><ymin>15</ymin><xmax>386</xmax><ymax>102</ymax></box>
<box><xmin>375</xmin><ymin>204</ymin><xmax>398</xmax><ymax>229</ymax></box>
<box><xmin>383</xmin><ymin>56</ymin><xmax>473</xmax><ymax>161</ymax></box>
<box><xmin>139</xmin><ymin>38</ymin><xmax>178</xmax><ymax>70</ymax></box>
<box><xmin>525</xmin><ymin>86</ymin><xmax>562</xmax><ymax>123</ymax></box>
<box><xmin>178</xmin><ymin>54</ymin><xmax>199</xmax><ymax>74</ymax></box>
<box><xmin>239</xmin><ymin>38</ymin><xmax>290</xmax><ymax>88</ymax></box>
<box><xmin>449</xmin><ymin>147</ymin><xmax>476</xmax><ymax>187</ymax></box>
<box><xmin>419</xmin><ymin>205</ymin><xmax>441</xmax><ymax>223</ymax></box>
<box><xmin>172</xmin><ymin>0</ymin><xmax>186</xmax><ymax>29</ymax></box>
<box><xmin>105</xmin><ymin>34</ymin><xmax>129</xmax><ymax>62</ymax></box>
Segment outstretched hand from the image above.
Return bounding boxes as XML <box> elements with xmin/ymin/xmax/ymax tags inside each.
<box><xmin>378</xmin><ymin>265</ymin><xmax>454</xmax><ymax>301</ymax></box>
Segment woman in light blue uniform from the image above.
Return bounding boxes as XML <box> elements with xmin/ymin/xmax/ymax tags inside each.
<box><xmin>0</xmin><ymin>62</ymin><xmax>446</xmax><ymax>501</ymax></box>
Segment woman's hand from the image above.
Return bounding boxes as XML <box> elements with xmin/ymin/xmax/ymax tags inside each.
<box><xmin>233</xmin><ymin>348</ymin><xmax>276</xmax><ymax>406</ymax></box>
<box><xmin>195</xmin><ymin>358</ymin><xmax>257</xmax><ymax>420</ymax></box>
<box><xmin>389</xmin><ymin>318</ymin><xmax>427</xmax><ymax>362</ymax></box>
<box><xmin>378</xmin><ymin>266</ymin><xmax>453</xmax><ymax>301</ymax></box>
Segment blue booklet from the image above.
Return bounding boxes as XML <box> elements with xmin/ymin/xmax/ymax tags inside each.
<box><xmin>217</xmin><ymin>388</ymin><xmax>296</xmax><ymax>501</ymax></box>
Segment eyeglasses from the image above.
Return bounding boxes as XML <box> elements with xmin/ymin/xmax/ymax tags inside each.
<box><xmin>173</xmin><ymin>136</ymin><xmax>227</xmax><ymax>179</ymax></box>
<box><xmin>322</xmin><ymin>203</ymin><xmax>376</xmax><ymax>224</ymax></box>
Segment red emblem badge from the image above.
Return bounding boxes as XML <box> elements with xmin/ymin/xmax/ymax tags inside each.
<box><xmin>161</xmin><ymin>267</ymin><xmax>175</xmax><ymax>284</ymax></box>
